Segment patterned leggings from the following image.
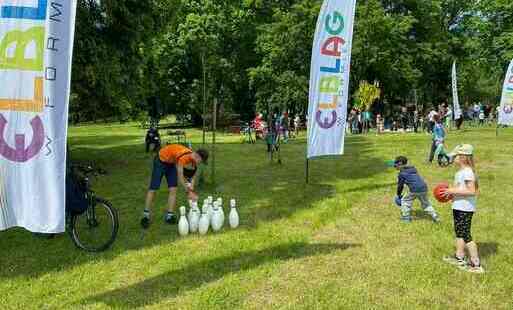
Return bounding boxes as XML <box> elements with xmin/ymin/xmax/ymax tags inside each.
<box><xmin>453</xmin><ymin>210</ymin><xmax>474</xmax><ymax>243</ymax></box>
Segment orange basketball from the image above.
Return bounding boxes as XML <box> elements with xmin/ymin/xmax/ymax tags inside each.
<box><xmin>433</xmin><ymin>182</ymin><xmax>453</xmax><ymax>203</ymax></box>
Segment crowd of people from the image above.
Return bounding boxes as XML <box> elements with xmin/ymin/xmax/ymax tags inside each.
<box><xmin>251</xmin><ymin>112</ymin><xmax>304</xmax><ymax>147</ymax></box>
<box><xmin>347</xmin><ymin>101</ymin><xmax>497</xmax><ymax>135</ymax></box>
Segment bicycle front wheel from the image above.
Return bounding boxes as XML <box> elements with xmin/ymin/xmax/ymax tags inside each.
<box><xmin>70</xmin><ymin>197</ymin><xmax>119</xmax><ymax>252</ymax></box>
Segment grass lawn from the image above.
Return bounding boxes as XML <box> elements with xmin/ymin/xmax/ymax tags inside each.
<box><xmin>1</xmin><ymin>123</ymin><xmax>512</xmax><ymax>309</ymax></box>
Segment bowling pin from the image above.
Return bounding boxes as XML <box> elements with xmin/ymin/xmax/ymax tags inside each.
<box><xmin>178</xmin><ymin>206</ymin><xmax>189</xmax><ymax>236</ymax></box>
<box><xmin>218</xmin><ymin>198</ymin><xmax>225</xmax><ymax>219</ymax></box>
<box><xmin>189</xmin><ymin>206</ymin><xmax>200</xmax><ymax>233</ymax></box>
<box><xmin>211</xmin><ymin>202</ymin><xmax>223</xmax><ymax>232</ymax></box>
<box><xmin>198</xmin><ymin>205</ymin><xmax>210</xmax><ymax>235</ymax></box>
<box><xmin>229</xmin><ymin>198</ymin><xmax>239</xmax><ymax>229</ymax></box>
<box><xmin>207</xmin><ymin>201</ymin><xmax>213</xmax><ymax>221</ymax></box>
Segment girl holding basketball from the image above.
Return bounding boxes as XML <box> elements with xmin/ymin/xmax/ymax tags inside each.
<box><xmin>442</xmin><ymin>144</ymin><xmax>484</xmax><ymax>273</ymax></box>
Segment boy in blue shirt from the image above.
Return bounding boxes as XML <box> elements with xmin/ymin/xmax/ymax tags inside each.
<box><xmin>394</xmin><ymin>156</ymin><xmax>440</xmax><ymax>223</ymax></box>
<box><xmin>429</xmin><ymin>114</ymin><xmax>446</xmax><ymax>163</ymax></box>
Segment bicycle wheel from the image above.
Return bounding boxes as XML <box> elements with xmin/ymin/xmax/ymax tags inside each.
<box><xmin>70</xmin><ymin>197</ymin><xmax>119</xmax><ymax>252</ymax></box>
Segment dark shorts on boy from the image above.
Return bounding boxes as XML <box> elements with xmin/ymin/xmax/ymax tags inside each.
<box><xmin>149</xmin><ymin>158</ymin><xmax>177</xmax><ymax>190</ymax></box>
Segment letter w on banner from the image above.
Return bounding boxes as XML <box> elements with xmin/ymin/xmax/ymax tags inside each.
<box><xmin>307</xmin><ymin>0</ymin><xmax>357</xmax><ymax>159</ymax></box>
<box><xmin>0</xmin><ymin>0</ymin><xmax>77</xmax><ymax>233</ymax></box>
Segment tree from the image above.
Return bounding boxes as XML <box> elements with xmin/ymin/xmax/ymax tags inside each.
<box><xmin>354</xmin><ymin>81</ymin><xmax>381</xmax><ymax>112</ymax></box>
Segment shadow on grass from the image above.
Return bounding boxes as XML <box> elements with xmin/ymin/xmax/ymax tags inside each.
<box><xmin>84</xmin><ymin>242</ymin><xmax>360</xmax><ymax>308</ymax></box>
<box><xmin>478</xmin><ymin>242</ymin><xmax>498</xmax><ymax>259</ymax></box>
<box><xmin>341</xmin><ymin>182</ymin><xmax>395</xmax><ymax>194</ymax></box>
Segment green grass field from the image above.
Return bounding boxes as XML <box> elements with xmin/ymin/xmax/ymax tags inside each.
<box><xmin>1</xmin><ymin>124</ymin><xmax>513</xmax><ymax>309</ymax></box>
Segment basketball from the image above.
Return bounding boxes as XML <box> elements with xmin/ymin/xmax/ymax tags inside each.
<box><xmin>433</xmin><ymin>183</ymin><xmax>453</xmax><ymax>203</ymax></box>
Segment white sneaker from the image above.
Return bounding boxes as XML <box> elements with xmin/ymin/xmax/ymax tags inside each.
<box><xmin>461</xmin><ymin>263</ymin><xmax>485</xmax><ymax>274</ymax></box>
<box><xmin>443</xmin><ymin>255</ymin><xmax>467</xmax><ymax>267</ymax></box>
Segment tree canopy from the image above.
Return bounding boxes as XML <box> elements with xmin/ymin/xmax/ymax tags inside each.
<box><xmin>70</xmin><ymin>0</ymin><xmax>513</xmax><ymax>123</ymax></box>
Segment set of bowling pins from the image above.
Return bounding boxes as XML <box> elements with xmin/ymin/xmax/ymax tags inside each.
<box><xmin>178</xmin><ymin>196</ymin><xmax>239</xmax><ymax>236</ymax></box>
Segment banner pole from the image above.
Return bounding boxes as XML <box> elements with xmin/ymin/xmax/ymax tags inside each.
<box><xmin>306</xmin><ymin>158</ymin><xmax>309</xmax><ymax>184</ymax></box>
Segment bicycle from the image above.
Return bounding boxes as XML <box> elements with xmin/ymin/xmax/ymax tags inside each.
<box><xmin>67</xmin><ymin>164</ymin><xmax>119</xmax><ymax>252</ymax></box>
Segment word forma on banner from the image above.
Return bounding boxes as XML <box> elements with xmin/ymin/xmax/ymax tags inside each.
<box><xmin>0</xmin><ymin>0</ymin><xmax>78</xmax><ymax>233</ymax></box>
<box><xmin>499</xmin><ymin>59</ymin><xmax>513</xmax><ymax>126</ymax></box>
<box><xmin>307</xmin><ymin>0</ymin><xmax>357</xmax><ymax>159</ymax></box>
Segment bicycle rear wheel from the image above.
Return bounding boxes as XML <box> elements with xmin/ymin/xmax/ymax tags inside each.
<box><xmin>70</xmin><ymin>197</ymin><xmax>119</xmax><ymax>252</ymax></box>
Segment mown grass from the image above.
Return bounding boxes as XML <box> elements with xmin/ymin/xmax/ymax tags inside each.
<box><xmin>1</xmin><ymin>123</ymin><xmax>512</xmax><ymax>309</ymax></box>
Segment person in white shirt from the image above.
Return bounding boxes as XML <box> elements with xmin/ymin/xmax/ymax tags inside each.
<box><xmin>478</xmin><ymin>110</ymin><xmax>485</xmax><ymax>126</ymax></box>
<box><xmin>442</xmin><ymin>144</ymin><xmax>483</xmax><ymax>273</ymax></box>
<box><xmin>445</xmin><ymin>106</ymin><xmax>452</xmax><ymax>128</ymax></box>
<box><xmin>294</xmin><ymin>115</ymin><xmax>301</xmax><ymax>137</ymax></box>
<box><xmin>427</xmin><ymin>109</ymin><xmax>438</xmax><ymax>133</ymax></box>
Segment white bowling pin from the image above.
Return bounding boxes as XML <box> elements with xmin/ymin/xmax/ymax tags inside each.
<box><xmin>178</xmin><ymin>206</ymin><xmax>189</xmax><ymax>236</ymax></box>
<box><xmin>198</xmin><ymin>205</ymin><xmax>210</xmax><ymax>235</ymax></box>
<box><xmin>207</xmin><ymin>202</ymin><xmax>213</xmax><ymax>221</ymax></box>
<box><xmin>219</xmin><ymin>202</ymin><xmax>225</xmax><ymax>227</ymax></box>
<box><xmin>211</xmin><ymin>202</ymin><xmax>223</xmax><ymax>232</ymax></box>
<box><xmin>229</xmin><ymin>199</ymin><xmax>239</xmax><ymax>229</ymax></box>
<box><xmin>189</xmin><ymin>207</ymin><xmax>200</xmax><ymax>233</ymax></box>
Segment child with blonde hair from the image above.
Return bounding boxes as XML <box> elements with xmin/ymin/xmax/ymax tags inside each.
<box><xmin>442</xmin><ymin>144</ymin><xmax>484</xmax><ymax>273</ymax></box>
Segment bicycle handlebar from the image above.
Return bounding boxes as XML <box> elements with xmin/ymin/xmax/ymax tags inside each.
<box><xmin>72</xmin><ymin>164</ymin><xmax>107</xmax><ymax>176</ymax></box>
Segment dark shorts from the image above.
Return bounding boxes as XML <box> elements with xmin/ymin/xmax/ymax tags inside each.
<box><xmin>453</xmin><ymin>209</ymin><xmax>474</xmax><ymax>243</ymax></box>
<box><xmin>149</xmin><ymin>158</ymin><xmax>177</xmax><ymax>190</ymax></box>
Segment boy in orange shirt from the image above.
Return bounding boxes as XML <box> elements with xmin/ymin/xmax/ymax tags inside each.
<box><xmin>141</xmin><ymin>144</ymin><xmax>208</xmax><ymax>228</ymax></box>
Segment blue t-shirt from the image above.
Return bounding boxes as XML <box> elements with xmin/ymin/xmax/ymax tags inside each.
<box><xmin>432</xmin><ymin>123</ymin><xmax>445</xmax><ymax>142</ymax></box>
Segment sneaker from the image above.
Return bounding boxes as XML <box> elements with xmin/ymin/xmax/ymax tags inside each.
<box><xmin>400</xmin><ymin>215</ymin><xmax>412</xmax><ymax>223</ymax></box>
<box><xmin>461</xmin><ymin>262</ymin><xmax>485</xmax><ymax>274</ymax></box>
<box><xmin>443</xmin><ymin>255</ymin><xmax>467</xmax><ymax>267</ymax></box>
<box><xmin>140</xmin><ymin>210</ymin><xmax>151</xmax><ymax>229</ymax></box>
<box><xmin>165</xmin><ymin>212</ymin><xmax>177</xmax><ymax>224</ymax></box>
<box><xmin>140</xmin><ymin>217</ymin><xmax>151</xmax><ymax>229</ymax></box>
<box><xmin>431</xmin><ymin>214</ymin><xmax>441</xmax><ymax>223</ymax></box>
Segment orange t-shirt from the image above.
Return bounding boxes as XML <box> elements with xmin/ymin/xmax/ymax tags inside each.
<box><xmin>159</xmin><ymin>144</ymin><xmax>195</xmax><ymax>166</ymax></box>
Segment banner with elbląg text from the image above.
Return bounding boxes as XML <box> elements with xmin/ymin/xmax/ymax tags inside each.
<box><xmin>307</xmin><ymin>0</ymin><xmax>357</xmax><ymax>159</ymax></box>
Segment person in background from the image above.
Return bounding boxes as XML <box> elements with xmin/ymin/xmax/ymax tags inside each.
<box><xmin>427</xmin><ymin>108</ymin><xmax>438</xmax><ymax>133</ymax></box>
<box><xmin>473</xmin><ymin>103</ymin><xmax>481</xmax><ymax>120</ymax></box>
<box><xmin>252</xmin><ymin>113</ymin><xmax>265</xmax><ymax>140</ymax></box>
<box><xmin>376</xmin><ymin>114</ymin><xmax>384</xmax><ymax>135</ymax></box>
<box><xmin>280</xmin><ymin>111</ymin><xmax>289</xmax><ymax>142</ymax></box>
<box><xmin>445</xmin><ymin>105</ymin><xmax>453</xmax><ymax>129</ymax></box>
<box><xmin>478</xmin><ymin>108</ymin><xmax>485</xmax><ymax>126</ymax></box>
<box><xmin>350</xmin><ymin>108</ymin><xmax>359</xmax><ymax>134</ymax></box>
<box><xmin>363</xmin><ymin>109</ymin><xmax>373</xmax><ymax>134</ymax></box>
<box><xmin>400</xmin><ymin>106</ymin><xmax>409</xmax><ymax>132</ymax></box>
<box><xmin>294</xmin><ymin>114</ymin><xmax>301</xmax><ymax>137</ymax></box>
<box><xmin>429</xmin><ymin>114</ymin><xmax>445</xmax><ymax>163</ymax></box>
<box><xmin>413</xmin><ymin>110</ymin><xmax>420</xmax><ymax>133</ymax></box>
<box><xmin>357</xmin><ymin>109</ymin><xmax>363</xmax><ymax>133</ymax></box>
